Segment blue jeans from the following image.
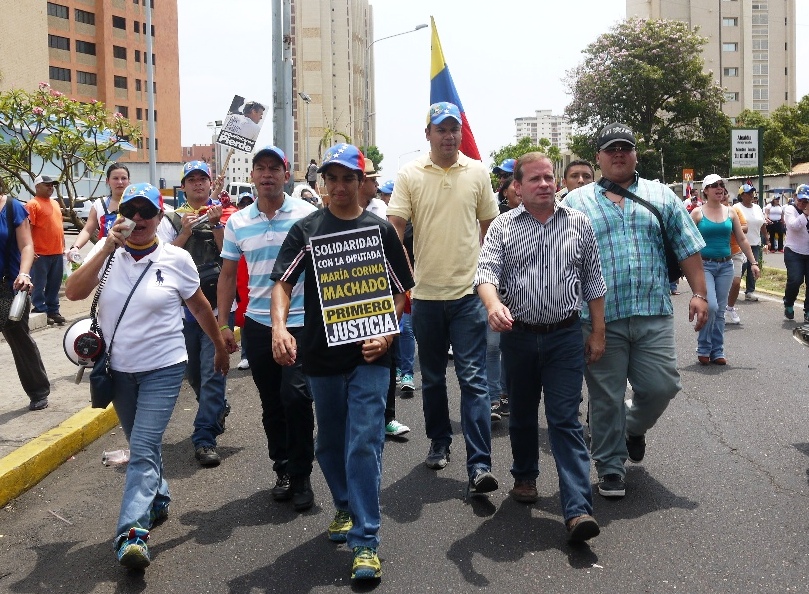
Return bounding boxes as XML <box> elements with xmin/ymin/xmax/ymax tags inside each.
<box><xmin>742</xmin><ymin>245</ymin><xmax>761</xmax><ymax>295</ymax></box>
<box><xmin>306</xmin><ymin>365</ymin><xmax>388</xmax><ymax>550</ymax></box>
<box><xmin>30</xmin><ymin>254</ymin><xmax>62</xmax><ymax>314</ymax></box>
<box><xmin>582</xmin><ymin>316</ymin><xmax>681</xmax><ymax>478</ymax></box>
<box><xmin>412</xmin><ymin>294</ymin><xmax>492</xmax><ymax>477</ymax></box>
<box><xmin>486</xmin><ymin>326</ymin><xmax>506</xmax><ymax>403</ymax></box>
<box><xmin>393</xmin><ymin>312</ymin><xmax>415</xmax><ymax>376</ymax></box>
<box><xmin>112</xmin><ymin>362</ymin><xmax>186</xmax><ymax>536</ymax></box>
<box><xmin>183</xmin><ymin>319</ymin><xmax>226</xmax><ymax>448</ymax></box>
<box><xmin>500</xmin><ymin>323</ymin><xmax>593</xmax><ymax>521</ymax></box>
<box><xmin>784</xmin><ymin>247</ymin><xmax>809</xmax><ymax>309</ymax></box>
<box><xmin>244</xmin><ymin>318</ymin><xmax>314</xmax><ymax>477</ymax></box>
<box><xmin>697</xmin><ymin>260</ymin><xmax>734</xmax><ymax>360</ymax></box>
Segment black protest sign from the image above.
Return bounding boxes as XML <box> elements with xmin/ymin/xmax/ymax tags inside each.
<box><xmin>309</xmin><ymin>226</ymin><xmax>398</xmax><ymax>346</ymax></box>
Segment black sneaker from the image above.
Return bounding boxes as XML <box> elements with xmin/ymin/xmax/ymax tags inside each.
<box><xmin>425</xmin><ymin>441</ymin><xmax>450</xmax><ymax>469</ymax></box>
<box><xmin>290</xmin><ymin>476</ymin><xmax>314</xmax><ymax>511</ymax></box>
<box><xmin>598</xmin><ymin>474</ymin><xmax>625</xmax><ymax>498</ymax></box>
<box><xmin>468</xmin><ymin>469</ymin><xmax>499</xmax><ymax>495</ymax></box>
<box><xmin>28</xmin><ymin>398</ymin><xmax>49</xmax><ymax>411</ymax></box>
<box><xmin>218</xmin><ymin>401</ymin><xmax>231</xmax><ymax>431</ymax></box>
<box><xmin>271</xmin><ymin>473</ymin><xmax>292</xmax><ymax>501</ymax></box>
<box><xmin>626</xmin><ymin>434</ymin><xmax>646</xmax><ymax>463</ymax></box>
<box><xmin>497</xmin><ymin>397</ymin><xmax>510</xmax><ymax>417</ymax></box>
<box><xmin>194</xmin><ymin>446</ymin><xmax>221</xmax><ymax>467</ymax></box>
<box><xmin>490</xmin><ymin>403</ymin><xmax>502</xmax><ymax>422</ymax></box>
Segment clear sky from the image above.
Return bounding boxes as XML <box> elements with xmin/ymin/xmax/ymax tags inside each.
<box><xmin>178</xmin><ymin>0</ymin><xmax>809</xmax><ymax>178</ymax></box>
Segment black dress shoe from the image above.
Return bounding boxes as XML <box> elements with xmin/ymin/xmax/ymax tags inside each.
<box><xmin>290</xmin><ymin>476</ymin><xmax>314</xmax><ymax>511</ymax></box>
<box><xmin>271</xmin><ymin>473</ymin><xmax>291</xmax><ymax>501</ymax></box>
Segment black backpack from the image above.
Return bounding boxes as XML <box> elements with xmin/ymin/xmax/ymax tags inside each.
<box><xmin>167</xmin><ymin>211</ymin><xmax>222</xmax><ymax>307</ymax></box>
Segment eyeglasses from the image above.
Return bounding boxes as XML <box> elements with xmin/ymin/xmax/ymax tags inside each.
<box><xmin>601</xmin><ymin>145</ymin><xmax>635</xmax><ymax>154</ymax></box>
<box><xmin>706</xmin><ymin>181</ymin><xmax>725</xmax><ymax>189</ymax></box>
<box><xmin>119</xmin><ymin>202</ymin><xmax>159</xmax><ymax>220</ymax></box>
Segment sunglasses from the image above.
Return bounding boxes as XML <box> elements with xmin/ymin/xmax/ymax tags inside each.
<box><xmin>601</xmin><ymin>145</ymin><xmax>635</xmax><ymax>154</ymax></box>
<box><xmin>706</xmin><ymin>181</ymin><xmax>725</xmax><ymax>189</ymax></box>
<box><xmin>119</xmin><ymin>202</ymin><xmax>159</xmax><ymax>220</ymax></box>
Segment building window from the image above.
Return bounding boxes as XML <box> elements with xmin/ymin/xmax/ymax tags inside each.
<box><xmin>112</xmin><ymin>15</ymin><xmax>126</xmax><ymax>29</ymax></box>
<box><xmin>151</xmin><ymin>25</ymin><xmax>155</xmax><ymax>37</ymax></box>
<box><xmin>724</xmin><ymin>92</ymin><xmax>739</xmax><ymax>102</ymax></box>
<box><xmin>76</xmin><ymin>71</ymin><xmax>97</xmax><ymax>85</ymax></box>
<box><xmin>135</xmin><ymin>50</ymin><xmax>141</xmax><ymax>62</ymax></box>
<box><xmin>153</xmin><ymin>110</ymin><xmax>157</xmax><ymax>122</ymax></box>
<box><xmin>47</xmin><ymin>2</ymin><xmax>69</xmax><ymax>18</ymax></box>
<box><xmin>134</xmin><ymin>21</ymin><xmax>140</xmax><ymax>33</ymax></box>
<box><xmin>48</xmin><ymin>35</ymin><xmax>70</xmax><ymax>51</ymax></box>
<box><xmin>752</xmin><ymin>40</ymin><xmax>768</xmax><ymax>50</ymax></box>
<box><xmin>74</xmin><ymin>9</ymin><xmax>95</xmax><ymax>25</ymax></box>
<box><xmin>49</xmin><ymin>66</ymin><xmax>71</xmax><ymax>82</ymax></box>
<box><xmin>114</xmin><ymin>75</ymin><xmax>128</xmax><ymax>89</ymax></box>
<box><xmin>115</xmin><ymin>106</ymin><xmax>129</xmax><ymax>118</ymax></box>
<box><xmin>136</xmin><ymin>79</ymin><xmax>142</xmax><ymax>91</ymax></box>
<box><xmin>723</xmin><ymin>67</ymin><xmax>739</xmax><ymax>77</ymax></box>
<box><xmin>151</xmin><ymin>53</ymin><xmax>156</xmax><ymax>66</ymax></box>
<box><xmin>753</xmin><ymin>64</ymin><xmax>769</xmax><ymax>75</ymax></box>
<box><xmin>153</xmin><ymin>81</ymin><xmax>157</xmax><ymax>93</ymax></box>
<box><xmin>722</xmin><ymin>18</ymin><xmax>738</xmax><ymax>26</ymax></box>
<box><xmin>752</xmin><ymin>14</ymin><xmax>768</xmax><ymax>25</ymax></box>
<box><xmin>136</xmin><ymin>108</ymin><xmax>143</xmax><ymax>120</ymax></box>
<box><xmin>753</xmin><ymin>89</ymin><xmax>769</xmax><ymax>100</ymax></box>
<box><xmin>113</xmin><ymin>46</ymin><xmax>127</xmax><ymax>59</ymax></box>
<box><xmin>722</xmin><ymin>43</ymin><xmax>738</xmax><ymax>52</ymax></box>
<box><xmin>76</xmin><ymin>40</ymin><xmax>96</xmax><ymax>55</ymax></box>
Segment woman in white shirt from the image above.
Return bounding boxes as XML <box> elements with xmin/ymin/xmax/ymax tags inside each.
<box><xmin>764</xmin><ymin>195</ymin><xmax>785</xmax><ymax>252</ymax></box>
<box><xmin>66</xmin><ymin>183</ymin><xmax>229</xmax><ymax>570</ymax></box>
<box><xmin>782</xmin><ymin>185</ymin><xmax>809</xmax><ymax>322</ymax></box>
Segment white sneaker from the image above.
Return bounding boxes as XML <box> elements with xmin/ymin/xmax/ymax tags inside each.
<box><xmin>744</xmin><ymin>292</ymin><xmax>759</xmax><ymax>302</ymax></box>
<box><xmin>237</xmin><ymin>358</ymin><xmax>250</xmax><ymax>370</ymax></box>
<box><xmin>725</xmin><ymin>306</ymin><xmax>741</xmax><ymax>324</ymax></box>
<box><xmin>385</xmin><ymin>420</ymin><xmax>410</xmax><ymax>437</ymax></box>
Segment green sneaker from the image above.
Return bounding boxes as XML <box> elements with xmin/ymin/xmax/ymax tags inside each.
<box><xmin>351</xmin><ymin>546</ymin><xmax>381</xmax><ymax>579</ymax></box>
<box><xmin>327</xmin><ymin>510</ymin><xmax>352</xmax><ymax>542</ymax></box>
<box><xmin>115</xmin><ymin>527</ymin><xmax>150</xmax><ymax>569</ymax></box>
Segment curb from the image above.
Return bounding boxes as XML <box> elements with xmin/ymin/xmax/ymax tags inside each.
<box><xmin>0</xmin><ymin>405</ymin><xmax>119</xmax><ymax>508</ymax></box>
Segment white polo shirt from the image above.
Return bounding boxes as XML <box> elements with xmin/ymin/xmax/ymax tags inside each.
<box><xmin>87</xmin><ymin>242</ymin><xmax>199</xmax><ymax>373</ymax></box>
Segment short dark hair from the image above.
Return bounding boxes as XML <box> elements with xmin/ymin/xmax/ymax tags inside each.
<box><xmin>513</xmin><ymin>152</ymin><xmax>553</xmax><ymax>183</ymax></box>
<box><xmin>106</xmin><ymin>162</ymin><xmax>130</xmax><ymax>179</ymax></box>
<box><xmin>497</xmin><ymin>176</ymin><xmax>514</xmax><ymax>201</ymax></box>
<box><xmin>563</xmin><ymin>159</ymin><xmax>594</xmax><ymax>180</ymax></box>
<box><xmin>243</xmin><ymin>102</ymin><xmax>264</xmax><ymax>115</ymax></box>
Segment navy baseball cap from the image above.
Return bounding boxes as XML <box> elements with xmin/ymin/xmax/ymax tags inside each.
<box><xmin>597</xmin><ymin>123</ymin><xmax>636</xmax><ymax>151</ymax></box>
<box><xmin>253</xmin><ymin>145</ymin><xmax>288</xmax><ymax>170</ymax></box>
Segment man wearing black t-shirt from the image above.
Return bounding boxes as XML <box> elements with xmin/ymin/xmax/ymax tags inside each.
<box><xmin>270</xmin><ymin>144</ymin><xmax>414</xmax><ymax>582</ymax></box>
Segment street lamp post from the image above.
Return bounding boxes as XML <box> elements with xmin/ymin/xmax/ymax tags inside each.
<box><xmin>363</xmin><ymin>23</ymin><xmax>428</xmax><ymax>150</ymax></box>
<box><xmin>299</xmin><ymin>92</ymin><xmax>311</xmax><ymax>165</ymax></box>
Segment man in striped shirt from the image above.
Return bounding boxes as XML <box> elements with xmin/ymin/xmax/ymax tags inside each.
<box><xmin>216</xmin><ymin>146</ymin><xmax>318</xmax><ymax>511</ymax></box>
<box><xmin>476</xmin><ymin>153</ymin><xmax>606</xmax><ymax>542</ymax></box>
<box><xmin>564</xmin><ymin>123</ymin><xmax>708</xmax><ymax>499</ymax></box>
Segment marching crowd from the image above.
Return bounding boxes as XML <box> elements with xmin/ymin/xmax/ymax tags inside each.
<box><xmin>4</xmin><ymin>99</ymin><xmax>809</xmax><ymax>583</ymax></box>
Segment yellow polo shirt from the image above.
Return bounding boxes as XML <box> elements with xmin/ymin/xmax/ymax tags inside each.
<box><xmin>388</xmin><ymin>152</ymin><xmax>499</xmax><ymax>300</ymax></box>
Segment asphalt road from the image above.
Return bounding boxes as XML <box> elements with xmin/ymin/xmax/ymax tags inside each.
<box><xmin>0</xmin><ymin>291</ymin><xmax>807</xmax><ymax>593</ymax></box>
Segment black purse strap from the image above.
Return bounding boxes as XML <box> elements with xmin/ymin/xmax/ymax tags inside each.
<box><xmin>597</xmin><ymin>177</ymin><xmax>674</xmax><ymax>253</ymax></box>
<box><xmin>96</xmin><ymin>258</ymin><xmax>153</xmax><ymax>366</ymax></box>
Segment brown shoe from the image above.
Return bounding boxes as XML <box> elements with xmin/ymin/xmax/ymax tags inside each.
<box><xmin>509</xmin><ymin>479</ymin><xmax>539</xmax><ymax>503</ymax></box>
<box><xmin>697</xmin><ymin>355</ymin><xmax>710</xmax><ymax>365</ymax></box>
<box><xmin>711</xmin><ymin>357</ymin><xmax>727</xmax><ymax>365</ymax></box>
<box><xmin>567</xmin><ymin>514</ymin><xmax>600</xmax><ymax>542</ymax></box>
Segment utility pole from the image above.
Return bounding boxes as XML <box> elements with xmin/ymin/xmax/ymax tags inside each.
<box><xmin>272</xmin><ymin>0</ymin><xmax>294</xmax><ymax>193</ymax></box>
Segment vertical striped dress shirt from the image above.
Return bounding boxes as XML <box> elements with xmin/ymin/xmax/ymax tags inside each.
<box><xmin>475</xmin><ymin>204</ymin><xmax>606</xmax><ymax>325</ymax></box>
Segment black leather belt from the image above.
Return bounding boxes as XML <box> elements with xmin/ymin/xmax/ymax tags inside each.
<box><xmin>702</xmin><ymin>256</ymin><xmax>732</xmax><ymax>263</ymax></box>
<box><xmin>512</xmin><ymin>313</ymin><xmax>579</xmax><ymax>334</ymax></box>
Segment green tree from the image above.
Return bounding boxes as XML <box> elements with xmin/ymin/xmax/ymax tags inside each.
<box><xmin>735</xmin><ymin>96</ymin><xmax>809</xmax><ymax>173</ymax></box>
<box><xmin>317</xmin><ymin>119</ymin><xmax>351</xmax><ymax>160</ymax></box>
<box><xmin>564</xmin><ymin>18</ymin><xmax>730</xmax><ymax>183</ymax></box>
<box><xmin>359</xmin><ymin>145</ymin><xmax>384</xmax><ymax>173</ymax></box>
<box><xmin>490</xmin><ymin>136</ymin><xmax>563</xmax><ymax>188</ymax></box>
<box><xmin>0</xmin><ymin>82</ymin><xmax>140</xmax><ymax>228</ymax></box>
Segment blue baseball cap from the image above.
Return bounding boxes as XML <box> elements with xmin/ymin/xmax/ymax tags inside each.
<box><xmin>740</xmin><ymin>183</ymin><xmax>755</xmax><ymax>194</ymax></box>
<box><xmin>253</xmin><ymin>145</ymin><xmax>288</xmax><ymax>170</ymax></box>
<box><xmin>317</xmin><ymin>143</ymin><xmax>365</xmax><ymax>174</ymax></box>
<box><xmin>121</xmin><ymin>183</ymin><xmax>163</xmax><ymax>211</ymax></box>
<box><xmin>181</xmin><ymin>160</ymin><xmax>211</xmax><ymax>183</ymax></box>
<box><xmin>378</xmin><ymin>180</ymin><xmax>395</xmax><ymax>195</ymax></box>
<box><xmin>493</xmin><ymin>158</ymin><xmax>516</xmax><ymax>176</ymax></box>
<box><xmin>427</xmin><ymin>102</ymin><xmax>462</xmax><ymax>126</ymax></box>
<box><xmin>797</xmin><ymin>184</ymin><xmax>809</xmax><ymax>201</ymax></box>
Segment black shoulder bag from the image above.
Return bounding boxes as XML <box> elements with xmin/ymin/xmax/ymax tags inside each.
<box><xmin>89</xmin><ymin>257</ymin><xmax>153</xmax><ymax>408</ymax></box>
<box><xmin>598</xmin><ymin>178</ymin><xmax>682</xmax><ymax>282</ymax></box>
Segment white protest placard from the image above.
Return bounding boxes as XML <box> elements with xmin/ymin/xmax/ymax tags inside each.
<box><xmin>731</xmin><ymin>129</ymin><xmax>759</xmax><ymax>171</ymax></box>
<box><xmin>309</xmin><ymin>226</ymin><xmax>399</xmax><ymax>347</ymax></box>
<box><xmin>216</xmin><ymin>95</ymin><xmax>267</xmax><ymax>153</ymax></box>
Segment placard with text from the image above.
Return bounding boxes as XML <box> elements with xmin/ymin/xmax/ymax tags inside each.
<box><xmin>309</xmin><ymin>226</ymin><xmax>399</xmax><ymax>347</ymax></box>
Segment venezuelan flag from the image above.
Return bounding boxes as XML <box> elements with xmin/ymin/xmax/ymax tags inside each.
<box><xmin>429</xmin><ymin>17</ymin><xmax>481</xmax><ymax>160</ymax></box>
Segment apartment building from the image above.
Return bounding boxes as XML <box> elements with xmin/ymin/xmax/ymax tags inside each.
<box><xmin>0</xmin><ymin>0</ymin><xmax>181</xmax><ymax>163</ymax></box>
<box><xmin>627</xmin><ymin>0</ymin><xmax>797</xmax><ymax>118</ymax></box>
<box><xmin>515</xmin><ymin>110</ymin><xmax>572</xmax><ymax>153</ymax></box>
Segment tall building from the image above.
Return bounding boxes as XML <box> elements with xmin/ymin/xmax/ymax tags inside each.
<box><xmin>627</xmin><ymin>0</ymin><xmax>797</xmax><ymax>118</ymax></box>
<box><xmin>290</xmin><ymin>0</ymin><xmax>372</xmax><ymax>180</ymax></box>
<box><xmin>514</xmin><ymin>110</ymin><xmax>572</xmax><ymax>153</ymax></box>
<box><xmin>0</xmin><ymin>0</ymin><xmax>181</xmax><ymax>163</ymax></box>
